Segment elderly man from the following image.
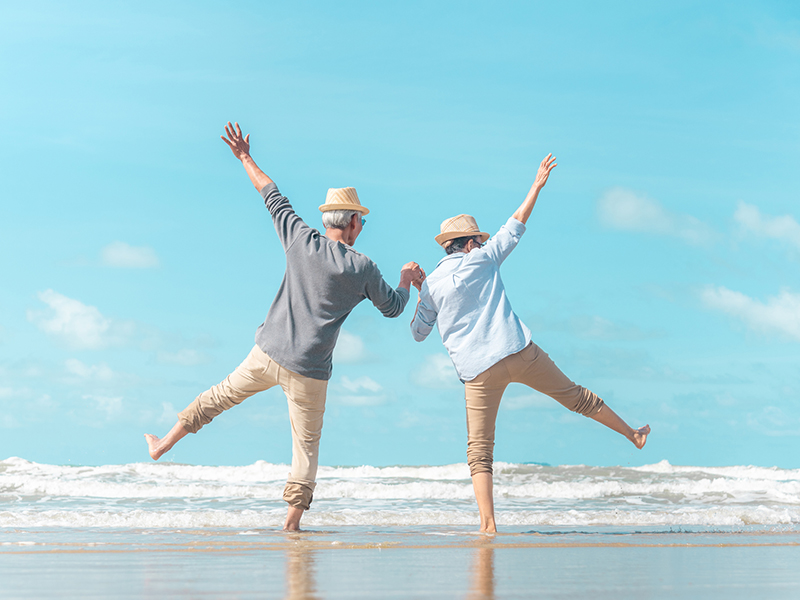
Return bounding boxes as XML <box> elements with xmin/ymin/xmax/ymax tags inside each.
<box><xmin>146</xmin><ymin>122</ymin><xmax>422</xmax><ymax>530</ymax></box>
<box><xmin>410</xmin><ymin>154</ymin><xmax>650</xmax><ymax>532</ymax></box>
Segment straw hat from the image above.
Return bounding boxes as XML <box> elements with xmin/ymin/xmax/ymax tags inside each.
<box><xmin>434</xmin><ymin>214</ymin><xmax>490</xmax><ymax>246</ymax></box>
<box><xmin>318</xmin><ymin>187</ymin><xmax>370</xmax><ymax>215</ymax></box>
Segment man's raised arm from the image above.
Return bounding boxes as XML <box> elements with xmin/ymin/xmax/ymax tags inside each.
<box><xmin>511</xmin><ymin>154</ymin><xmax>557</xmax><ymax>225</ymax></box>
<box><xmin>221</xmin><ymin>121</ymin><xmax>274</xmax><ymax>191</ymax></box>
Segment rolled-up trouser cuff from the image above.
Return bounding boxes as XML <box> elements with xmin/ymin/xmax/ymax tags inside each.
<box><xmin>467</xmin><ymin>453</ymin><xmax>494</xmax><ymax>477</ymax></box>
<box><xmin>178</xmin><ymin>401</ymin><xmax>203</xmax><ymax>434</ymax></box>
<box><xmin>578</xmin><ymin>397</ymin><xmax>605</xmax><ymax>417</ymax></box>
<box><xmin>283</xmin><ymin>480</ymin><xmax>315</xmax><ymax>510</ymax></box>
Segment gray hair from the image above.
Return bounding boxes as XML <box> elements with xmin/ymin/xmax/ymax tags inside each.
<box><xmin>322</xmin><ymin>209</ymin><xmax>360</xmax><ymax>230</ymax></box>
<box><xmin>444</xmin><ymin>235</ymin><xmax>482</xmax><ymax>255</ymax></box>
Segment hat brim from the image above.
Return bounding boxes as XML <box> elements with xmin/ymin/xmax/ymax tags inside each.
<box><xmin>318</xmin><ymin>203</ymin><xmax>370</xmax><ymax>215</ymax></box>
<box><xmin>435</xmin><ymin>230</ymin><xmax>490</xmax><ymax>246</ymax></box>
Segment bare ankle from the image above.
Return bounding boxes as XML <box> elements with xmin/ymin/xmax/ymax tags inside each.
<box><xmin>480</xmin><ymin>517</ymin><xmax>497</xmax><ymax>533</ymax></box>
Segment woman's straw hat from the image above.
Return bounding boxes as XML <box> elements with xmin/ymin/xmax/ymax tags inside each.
<box><xmin>434</xmin><ymin>214</ymin><xmax>490</xmax><ymax>246</ymax></box>
<box><xmin>318</xmin><ymin>187</ymin><xmax>370</xmax><ymax>215</ymax></box>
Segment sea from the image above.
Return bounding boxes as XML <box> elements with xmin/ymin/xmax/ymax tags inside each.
<box><xmin>2</xmin><ymin>456</ymin><xmax>799</xmax><ymax>529</ymax></box>
<box><xmin>4</xmin><ymin>457</ymin><xmax>800</xmax><ymax>598</ymax></box>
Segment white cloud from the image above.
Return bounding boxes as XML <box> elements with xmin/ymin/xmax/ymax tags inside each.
<box><xmin>28</xmin><ymin>290</ymin><xmax>135</xmax><ymax>349</ymax></box>
<box><xmin>598</xmin><ymin>187</ymin><xmax>713</xmax><ymax>245</ymax></box>
<box><xmin>101</xmin><ymin>241</ymin><xmax>160</xmax><ymax>269</ymax></box>
<box><xmin>332</xmin><ymin>375</ymin><xmax>386</xmax><ymax>406</ymax></box>
<box><xmin>734</xmin><ymin>202</ymin><xmax>800</xmax><ymax>250</ymax></box>
<box><xmin>411</xmin><ymin>354</ymin><xmax>461</xmax><ymax>389</ymax></box>
<box><xmin>84</xmin><ymin>394</ymin><xmax>123</xmax><ymax>419</ymax></box>
<box><xmin>340</xmin><ymin>375</ymin><xmax>383</xmax><ymax>393</ymax></box>
<box><xmin>28</xmin><ymin>290</ymin><xmax>112</xmax><ymax>349</ymax></box>
<box><xmin>333</xmin><ymin>330</ymin><xmax>367</xmax><ymax>364</ymax></box>
<box><xmin>701</xmin><ymin>286</ymin><xmax>800</xmax><ymax>341</ymax></box>
<box><xmin>65</xmin><ymin>359</ymin><xmax>114</xmax><ymax>381</ymax></box>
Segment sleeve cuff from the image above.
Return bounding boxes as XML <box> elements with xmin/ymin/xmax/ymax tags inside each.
<box><xmin>259</xmin><ymin>182</ymin><xmax>279</xmax><ymax>201</ymax></box>
<box><xmin>506</xmin><ymin>216</ymin><xmax>527</xmax><ymax>236</ymax></box>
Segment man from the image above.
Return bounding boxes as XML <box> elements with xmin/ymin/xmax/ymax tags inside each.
<box><xmin>145</xmin><ymin>122</ymin><xmax>422</xmax><ymax>530</ymax></box>
<box><xmin>410</xmin><ymin>154</ymin><xmax>650</xmax><ymax>533</ymax></box>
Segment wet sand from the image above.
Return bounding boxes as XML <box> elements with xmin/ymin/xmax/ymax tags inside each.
<box><xmin>3</xmin><ymin>526</ymin><xmax>800</xmax><ymax>598</ymax></box>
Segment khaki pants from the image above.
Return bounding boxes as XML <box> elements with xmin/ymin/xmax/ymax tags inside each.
<box><xmin>464</xmin><ymin>342</ymin><xmax>604</xmax><ymax>476</ymax></box>
<box><xmin>178</xmin><ymin>345</ymin><xmax>328</xmax><ymax>510</ymax></box>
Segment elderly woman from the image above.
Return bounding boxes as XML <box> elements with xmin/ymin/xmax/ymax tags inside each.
<box><xmin>410</xmin><ymin>155</ymin><xmax>650</xmax><ymax>532</ymax></box>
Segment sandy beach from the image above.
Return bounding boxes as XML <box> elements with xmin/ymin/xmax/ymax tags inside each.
<box><xmin>3</xmin><ymin>526</ymin><xmax>800</xmax><ymax>598</ymax></box>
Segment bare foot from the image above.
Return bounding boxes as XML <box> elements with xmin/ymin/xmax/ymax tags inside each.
<box><xmin>480</xmin><ymin>524</ymin><xmax>497</xmax><ymax>534</ymax></box>
<box><xmin>144</xmin><ymin>421</ymin><xmax>189</xmax><ymax>461</ymax></box>
<box><xmin>631</xmin><ymin>425</ymin><xmax>650</xmax><ymax>449</ymax></box>
<box><xmin>144</xmin><ymin>434</ymin><xmax>168</xmax><ymax>460</ymax></box>
<box><xmin>283</xmin><ymin>506</ymin><xmax>304</xmax><ymax>531</ymax></box>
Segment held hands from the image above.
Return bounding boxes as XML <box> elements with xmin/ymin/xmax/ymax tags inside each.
<box><xmin>532</xmin><ymin>153</ymin><xmax>557</xmax><ymax>190</ymax></box>
<box><xmin>400</xmin><ymin>262</ymin><xmax>426</xmax><ymax>290</ymax></box>
<box><xmin>221</xmin><ymin>121</ymin><xmax>251</xmax><ymax>161</ymax></box>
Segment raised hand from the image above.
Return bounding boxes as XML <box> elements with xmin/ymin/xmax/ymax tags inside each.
<box><xmin>221</xmin><ymin>121</ymin><xmax>251</xmax><ymax>161</ymax></box>
<box><xmin>533</xmin><ymin>153</ymin><xmax>557</xmax><ymax>190</ymax></box>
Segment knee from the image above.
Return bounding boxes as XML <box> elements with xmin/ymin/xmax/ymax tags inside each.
<box><xmin>572</xmin><ymin>391</ymin><xmax>604</xmax><ymax>417</ymax></box>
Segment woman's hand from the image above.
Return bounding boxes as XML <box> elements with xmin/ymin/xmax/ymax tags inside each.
<box><xmin>533</xmin><ymin>153</ymin><xmax>557</xmax><ymax>190</ymax></box>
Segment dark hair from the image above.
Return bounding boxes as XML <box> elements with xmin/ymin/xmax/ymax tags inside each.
<box><xmin>445</xmin><ymin>235</ymin><xmax>481</xmax><ymax>255</ymax></box>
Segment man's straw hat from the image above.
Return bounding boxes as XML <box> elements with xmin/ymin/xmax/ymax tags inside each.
<box><xmin>434</xmin><ymin>214</ymin><xmax>490</xmax><ymax>247</ymax></box>
<box><xmin>318</xmin><ymin>187</ymin><xmax>370</xmax><ymax>215</ymax></box>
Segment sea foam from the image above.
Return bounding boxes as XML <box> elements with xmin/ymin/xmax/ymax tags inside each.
<box><xmin>2</xmin><ymin>457</ymin><xmax>799</xmax><ymax>528</ymax></box>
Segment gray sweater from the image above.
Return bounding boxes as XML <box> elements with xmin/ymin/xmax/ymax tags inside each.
<box><xmin>255</xmin><ymin>183</ymin><xmax>409</xmax><ymax>380</ymax></box>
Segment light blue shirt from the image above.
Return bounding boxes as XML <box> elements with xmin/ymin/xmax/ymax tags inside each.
<box><xmin>411</xmin><ymin>217</ymin><xmax>532</xmax><ymax>382</ymax></box>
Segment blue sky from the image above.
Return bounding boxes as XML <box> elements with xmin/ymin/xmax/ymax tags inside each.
<box><xmin>1</xmin><ymin>1</ymin><xmax>799</xmax><ymax>468</ymax></box>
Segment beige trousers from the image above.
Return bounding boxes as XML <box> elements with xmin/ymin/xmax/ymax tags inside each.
<box><xmin>464</xmin><ymin>342</ymin><xmax>604</xmax><ymax>476</ymax></box>
<box><xmin>178</xmin><ymin>345</ymin><xmax>328</xmax><ymax>510</ymax></box>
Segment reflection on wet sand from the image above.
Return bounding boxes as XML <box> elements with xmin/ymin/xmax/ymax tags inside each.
<box><xmin>468</xmin><ymin>542</ymin><xmax>495</xmax><ymax>600</ymax></box>
<box><xmin>284</xmin><ymin>539</ymin><xmax>319</xmax><ymax>600</ymax></box>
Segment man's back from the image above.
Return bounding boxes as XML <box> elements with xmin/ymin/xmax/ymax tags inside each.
<box><xmin>257</xmin><ymin>183</ymin><xmax>408</xmax><ymax>380</ymax></box>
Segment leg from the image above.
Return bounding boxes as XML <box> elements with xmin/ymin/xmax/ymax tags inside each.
<box><xmin>591</xmin><ymin>404</ymin><xmax>650</xmax><ymax>448</ymax></box>
<box><xmin>280</xmin><ymin>368</ymin><xmax>328</xmax><ymax>531</ymax></box>
<box><xmin>143</xmin><ymin>345</ymin><xmax>279</xmax><ymax>460</ymax></box>
<box><xmin>284</xmin><ymin>506</ymin><xmax>305</xmax><ymax>531</ymax></box>
<box><xmin>471</xmin><ymin>472</ymin><xmax>496</xmax><ymax>533</ymax></box>
<box><xmin>465</xmin><ymin>363</ymin><xmax>509</xmax><ymax>533</ymax></box>
<box><xmin>512</xmin><ymin>343</ymin><xmax>650</xmax><ymax>449</ymax></box>
<box><xmin>144</xmin><ymin>421</ymin><xmax>189</xmax><ymax>460</ymax></box>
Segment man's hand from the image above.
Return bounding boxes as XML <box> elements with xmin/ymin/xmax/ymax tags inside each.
<box><xmin>532</xmin><ymin>153</ymin><xmax>557</xmax><ymax>191</ymax></box>
<box><xmin>399</xmin><ymin>262</ymin><xmax>424</xmax><ymax>290</ymax></box>
<box><xmin>220</xmin><ymin>121</ymin><xmax>274</xmax><ymax>190</ymax></box>
<box><xmin>221</xmin><ymin>121</ymin><xmax>251</xmax><ymax>161</ymax></box>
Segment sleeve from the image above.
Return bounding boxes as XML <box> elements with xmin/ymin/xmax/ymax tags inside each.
<box><xmin>260</xmin><ymin>183</ymin><xmax>311</xmax><ymax>251</ymax></box>
<box><xmin>363</xmin><ymin>262</ymin><xmax>410</xmax><ymax>318</ymax></box>
<box><xmin>481</xmin><ymin>217</ymin><xmax>526</xmax><ymax>266</ymax></box>
<box><xmin>410</xmin><ymin>285</ymin><xmax>437</xmax><ymax>342</ymax></box>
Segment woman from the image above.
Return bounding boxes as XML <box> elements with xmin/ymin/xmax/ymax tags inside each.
<box><xmin>410</xmin><ymin>155</ymin><xmax>650</xmax><ymax>532</ymax></box>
